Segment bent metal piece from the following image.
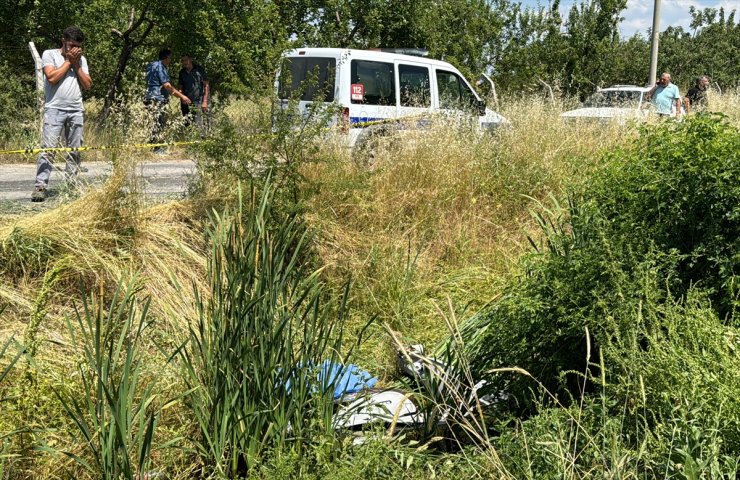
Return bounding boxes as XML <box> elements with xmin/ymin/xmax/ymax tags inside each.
<box><xmin>333</xmin><ymin>389</ymin><xmax>423</xmax><ymax>429</ymax></box>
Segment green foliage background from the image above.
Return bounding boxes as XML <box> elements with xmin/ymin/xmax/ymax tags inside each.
<box><xmin>0</xmin><ymin>0</ymin><xmax>737</xmax><ymax>113</ymax></box>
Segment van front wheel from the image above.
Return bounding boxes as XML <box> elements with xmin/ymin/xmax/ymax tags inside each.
<box><xmin>352</xmin><ymin>123</ymin><xmax>399</xmax><ymax>167</ymax></box>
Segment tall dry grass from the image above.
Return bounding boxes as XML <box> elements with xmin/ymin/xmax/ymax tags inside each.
<box><xmin>0</xmin><ymin>93</ymin><xmax>737</xmax><ymax>478</ymax></box>
<box><xmin>304</xmin><ymin>91</ymin><xmax>740</xmax><ymax>374</ymax></box>
<box><xmin>301</xmin><ymin>97</ymin><xmax>638</xmax><ymax>376</ymax></box>
<box><xmin>710</xmin><ymin>87</ymin><xmax>740</xmax><ymax>124</ymax></box>
<box><xmin>0</xmin><ymin>154</ymin><xmax>206</xmax><ymax>478</ymax></box>
<box><xmin>0</xmin><ymin>158</ymin><xmax>206</xmax><ymax>324</ymax></box>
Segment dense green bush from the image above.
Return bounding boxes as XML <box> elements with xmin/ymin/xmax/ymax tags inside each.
<box><xmin>492</xmin><ymin>290</ymin><xmax>740</xmax><ymax>478</ymax></box>
<box><xmin>588</xmin><ymin>114</ymin><xmax>740</xmax><ymax>318</ymax></box>
<box><xmin>0</xmin><ymin>61</ymin><xmax>36</xmax><ymax>146</ymax></box>
<box><xmin>460</xmin><ymin>115</ymin><xmax>740</xmax><ymax>474</ymax></box>
<box><xmin>464</xmin><ymin>114</ymin><xmax>739</xmax><ymax>393</ymax></box>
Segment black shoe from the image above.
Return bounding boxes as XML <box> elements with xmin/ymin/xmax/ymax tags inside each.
<box><xmin>31</xmin><ymin>186</ymin><xmax>46</xmax><ymax>202</ymax></box>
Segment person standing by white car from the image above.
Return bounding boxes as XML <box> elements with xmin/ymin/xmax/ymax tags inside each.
<box><xmin>646</xmin><ymin>72</ymin><xmax>682</xmax><ymax>120</ymax></box>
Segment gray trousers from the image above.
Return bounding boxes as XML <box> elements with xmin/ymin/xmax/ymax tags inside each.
<box><xmin>144</xmin><ymin>99</ymin><xmax>167</xmax><ymax>145</ymax></box>
<box><xmin>35</xmin><ymin>109</ymin><xmax>84</xmax><ymax>187</ymax></box>
<box><xmin>181</xmin><ymin>102</ymin><xmax>211</xmax><ymax>133</ymax></box>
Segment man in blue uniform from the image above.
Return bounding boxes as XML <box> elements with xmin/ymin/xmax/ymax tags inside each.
<box><xmin>144</xmin><ymin>49</ymin><xmax>192</xmax><ymax>153</ymax></box>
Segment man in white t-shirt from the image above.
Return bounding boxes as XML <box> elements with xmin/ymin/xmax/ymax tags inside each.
<box><xmin>32</xmin><ymin>26</ymin><xmax>93</xmax><ymax>202</ymax></box>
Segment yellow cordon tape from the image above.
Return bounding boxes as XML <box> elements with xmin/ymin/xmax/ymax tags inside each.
<box><xmin>0</xmin><ymin>140</ymin><xmax>202</xmax><ymax>156</ymax></box>
<box><xmin>0</xmin><ymin>117</ymin><xmax>425</xmax><ymax>155</ymax></box>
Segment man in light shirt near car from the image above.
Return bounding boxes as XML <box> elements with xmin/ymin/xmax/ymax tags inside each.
<box><xmin>32</xmin><ymin>26</ymin><xmax>93</xmax><ymax>202</ymax></box>
<box><xmin>646</xmin><ymin>72</ymin><xmax>682</xmax><ymax>120</ymax></box>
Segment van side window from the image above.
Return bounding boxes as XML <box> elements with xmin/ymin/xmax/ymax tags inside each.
<box><xmin>351</xmin><ymin>60</ymin><xmax>395</xmax><ymax>106</ymax></box>
<box><xmin>398</xmin><ymin>64</ymin><xmax>431</xmax><ymax>107</ymax></box>
<box><xmin>436</xmin><ymin>70</ymin><xmax>476</xmax><ymax>110</ymax></box>
<box><xmin>279</xmin><ymin>57</ymin><xmax>336</xmax><ymax>102</ymax></box>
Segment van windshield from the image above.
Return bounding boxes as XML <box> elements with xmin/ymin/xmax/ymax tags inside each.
<box><xmin>436</xmin><ymin>70</ymin><xmax>477</xmax><ymax>111</ymax></box>
<box><xmin>279</xmin><ymin>57</ymin><xmax>336</xmax><ymax>102</ymax></box>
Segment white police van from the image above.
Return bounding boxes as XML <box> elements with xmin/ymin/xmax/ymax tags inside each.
<box><xmin>275</xmin><ymin>48</ymin><xmax>507</xmax><ymax>147</ymax></box>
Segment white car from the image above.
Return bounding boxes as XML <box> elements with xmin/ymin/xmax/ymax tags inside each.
<box><xmin>560</xmin><ymin>85</ymin><xmax>655</xmax><ymax>123</ymax></box>
<box><xmin>275</xmin><ymin>48</ymin><xmax>507</xmax><ymax>147</ymax></box>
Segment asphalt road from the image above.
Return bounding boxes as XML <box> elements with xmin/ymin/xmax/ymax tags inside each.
<box><xmin>0</xmin><ymin>159</ymin><xmax>196</xmax><ymax>206</ymax></box>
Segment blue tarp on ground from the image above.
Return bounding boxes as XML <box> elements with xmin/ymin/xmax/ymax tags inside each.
<box><xmin>281</xmin><ymin>361</ymin><xmax>378</xmax><ymax>400</ymax></box>
<box><xmin>318</xmin><ymin>360</ymin><xmax>378</xmax><ymax>399</ymax></box>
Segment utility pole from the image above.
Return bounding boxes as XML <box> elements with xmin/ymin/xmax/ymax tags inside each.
<box><xmin>28</xmin><ymin>42</ymin><xmax>44</xmax><ymax>137</ymax></box>
<box><xmin>648</xmin><ymin>0</ymin><xmax>661</xmax><ymax>86</ymax></box>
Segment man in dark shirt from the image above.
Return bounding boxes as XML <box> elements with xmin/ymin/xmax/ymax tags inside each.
<box><xmin>684</xmin><ymin>75</ymin><xmax>710</xmax><ymax>114</ymax></box>
<box><xmin>178</xmin><ymin>55</ymin><xmax>210</xmax><ymax>130</ymax></box>
<box><xmin>145</xmin><ymin>49</ymin><xmax>191</xmax><ymax>153</ymax></box>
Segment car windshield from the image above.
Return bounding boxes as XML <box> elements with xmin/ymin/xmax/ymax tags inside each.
<box><xmin>584</xmin><ymin>90</ymin><xmax>642</xmax><ymax>108</ymax></box>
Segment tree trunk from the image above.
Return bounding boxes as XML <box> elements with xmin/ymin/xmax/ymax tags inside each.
<box><xmin>101</xmin><ymin>40</ymin><xmax>134</xmax><ymax>123</ymax></box>
<box><xmin>98</xmin><ymin>7</ymin><xmax>153</xmax><ymax>125</ymax></box>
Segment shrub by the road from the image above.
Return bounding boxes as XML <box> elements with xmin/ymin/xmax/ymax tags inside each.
<box><xmin>462</xmin><ymin>114</ymin><xmax>740</xmax><ymax>475</ymax></box>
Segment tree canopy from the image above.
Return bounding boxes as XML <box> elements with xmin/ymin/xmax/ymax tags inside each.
<box><xmin>0</xmin><ymin>0</ymin><xmax>737</xmax><ymax>114</ymax></box>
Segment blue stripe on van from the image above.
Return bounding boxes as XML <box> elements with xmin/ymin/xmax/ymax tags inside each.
<box><xmin>350</xmin><ymin>117</ymin><xmax>385</xmax><ymax>125</ymax></box>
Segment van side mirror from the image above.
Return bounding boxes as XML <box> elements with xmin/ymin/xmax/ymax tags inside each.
<box><xmin>476</xmin><ymin>99</ymin><xmax>486</xmax><ymax>116</ymax></box>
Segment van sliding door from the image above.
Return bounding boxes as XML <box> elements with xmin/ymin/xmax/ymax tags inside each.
<box><xmin>349</xmin><ymin>60</ymin><xmax>397</xmax><ymax>126</ymax></box>
<box><xmin>397</xmin><ymin>63</ymin><xmax>432</xmax><ymax>123</ymax></box>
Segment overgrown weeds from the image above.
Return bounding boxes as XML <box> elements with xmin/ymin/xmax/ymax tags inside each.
<box><xmin>177</xmin><ymin>182</ymin><xmax>361</xmax><ymax>478</ymax></box>
<box><xmin>54</xmin><ymin>279</ymin><xmax>165</xmax><ymax>479</ymax></box>
<box><xmin>0</xmin><ymin>97</ymin><xmax>738</xmax><ymax>478</ymax></box>
<box><xmin>464</xmin><ymin>114</ymin><xmax>739</xmax><ymax>398</ymax></box>
<box><xmin>458</xmin><ymin>115</ymin><xmax>740</xmax><ymax>477</ymax></box>
<box><xmin>302</xmin><ymin>97</ymin><xmax>636</xmax><ymax>374</ymax></box>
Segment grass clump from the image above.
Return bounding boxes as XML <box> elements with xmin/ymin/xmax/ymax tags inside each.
<box><xmin>178</xmin><ymin>182</ymin><xmax>359</xmax><ymax>478</ymax></box>
<box><xmin>0</xmin><ymin>161</ymin><xmax>139</xmax><ymax>281</ymax></box>
<box><xmin>55</xmin><ymin>280</ymin><xmax>163</xmax><ymax>479</ymax></box>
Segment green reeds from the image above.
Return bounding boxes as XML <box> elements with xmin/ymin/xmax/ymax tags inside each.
<box><xmin>1</xmin><ymin>316</ymin><xmax>24</xmax><ymax>477</ymax></box>
<box><xmin>177</xmin><ymin>182</ymin><xmax>355</xmax><ymax>478</ymax></box>
<box><xmin>55</xmin><ymin>281</ymin><xmax>163</xmax><ymax>479</ymax></box>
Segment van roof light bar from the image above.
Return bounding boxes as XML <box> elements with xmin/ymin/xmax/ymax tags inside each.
<box><xmin>372</xmin><ymin>48</ymin><xmax>430</xmax><ymax>58</ymax></box>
